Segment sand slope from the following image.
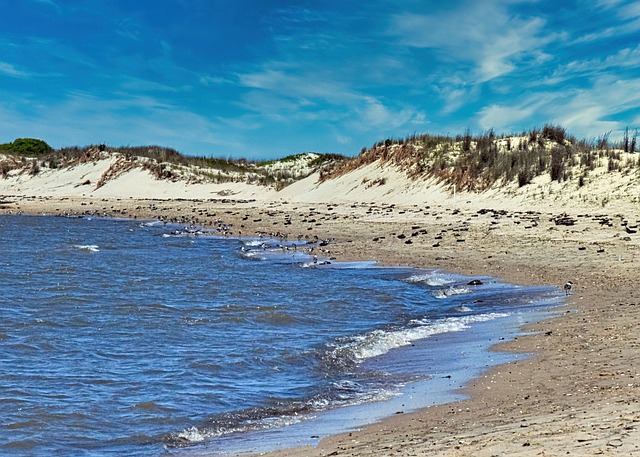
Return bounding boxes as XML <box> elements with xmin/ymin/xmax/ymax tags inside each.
<box><xmin>0</xmin><ymin>156</ymin><xmax>278</xmax><ymax>201</ymax></box>
<box><xmin>2</xmin><ymin>147</ymin><xmax>640</xmax><ymax>213</ymax></box>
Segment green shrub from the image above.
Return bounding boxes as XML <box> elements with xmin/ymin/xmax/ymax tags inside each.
<box><xmin>4</xmin><ymin>138</ymin><xmax>53</xmax><ymax>157</ymax></box>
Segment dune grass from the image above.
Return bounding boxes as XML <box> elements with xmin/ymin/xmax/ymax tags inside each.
<box><xmin>321</xmin><ymin>124</ymin><xmax>639</xmax><ymax>191</ymax></box>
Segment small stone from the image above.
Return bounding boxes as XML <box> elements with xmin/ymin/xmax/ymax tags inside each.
<box><xmin>607</xmin><ymin>439</ymin><xmax>623</xmax><ymax>447</ymax></box>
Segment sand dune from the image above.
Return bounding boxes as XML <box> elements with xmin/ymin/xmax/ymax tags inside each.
<box><xmin>3</xmin><ymin>147</ymin><xmax>639</xmax><ymax>213</ymax></box>
<box><xmin>0</xmin><ymin>155</ymin><xmax>278</xmax><ymax>201</ymax></box>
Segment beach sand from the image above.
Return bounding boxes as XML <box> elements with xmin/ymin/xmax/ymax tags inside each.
<box><xmin>2</xmin><ymin>192</ymin><xmax>639</xmax><ymax>456</ymax></box>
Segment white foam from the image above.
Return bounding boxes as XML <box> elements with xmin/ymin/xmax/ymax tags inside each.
<box><xmin>432</xmin><ymin>286</ymin><xmax>471</xmax><ymax>299</ymax></box>
<box><xmin>300</xmin><ymin>258</ymin><xmax>332</xmax><ymax>268</ymax></box>
<box><xmin>335</xmin><ymin>313</ymin><xmax>509</xmax><ymax>362</ymax></box>
<box><xmin>243</xmin><ymin>239</ymin><xmax>266</xmax><ymax>247</ymax></box>
<box><xmin>175</xmin><ymin>413</ymin><xmax>308</xmax><ymax>444</ymax></box>
<box><xmin>240</xmin><ymin>250</ymin><xmax>267</xmax><ymax>261</ymax></box>
<box><xmin>176</xmin><ymin>426</ymin><xmax>209</xmax><ymax>443</ymax></box>
<box><xmin>74</xmin><ymin>244</ymin><xmax>99</xmax><ymax>252</ymax></box>
<box><xmin>405</xmin><ymin>272</ymin><xmax>455</xmax><ymax>286</ymax></box>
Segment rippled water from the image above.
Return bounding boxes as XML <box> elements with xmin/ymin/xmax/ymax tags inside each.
<box><xmin>0</xmin><ymin>215</ymin><xmax>559</xmax><ymax>456</ymax></box>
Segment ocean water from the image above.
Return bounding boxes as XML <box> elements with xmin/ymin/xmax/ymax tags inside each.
<box><xmin>0</xmin><ymin>215</ymin><xmax>561</xmax><ymax>456</ymax></box>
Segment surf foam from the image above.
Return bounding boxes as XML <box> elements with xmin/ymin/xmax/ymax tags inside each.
<box><xmin>330</xmin><ymin>313</ymin><xmax>510</xmax><ymax>362</ymax></box>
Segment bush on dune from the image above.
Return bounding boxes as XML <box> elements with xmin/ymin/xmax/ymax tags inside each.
<box><xmin>1</xmin><ymin>138</ymin><xmax>53</xmax><ymax>157</ymax></box>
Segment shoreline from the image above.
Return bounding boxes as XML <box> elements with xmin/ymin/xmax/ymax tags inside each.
<box><xmin>3</xmin><ymin>194</ymin><xmax>640</xmax><ymax>456</ymax></box>
<box><xmin>192</xmin><ymin>301</ymin><xmax>560</xmax><ymax>457</ymax></box>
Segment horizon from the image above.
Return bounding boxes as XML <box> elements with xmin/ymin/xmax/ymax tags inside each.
<box><xmin>1</xmin><ymin>0</ymin><xmax>639</xmax><ymax>160</ymax></box>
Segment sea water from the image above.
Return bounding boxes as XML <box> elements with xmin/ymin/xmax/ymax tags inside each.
<box><xmin>0</xmin><ymin>215</ymin><xmax>561</xmax><ymax>456</ymax></box>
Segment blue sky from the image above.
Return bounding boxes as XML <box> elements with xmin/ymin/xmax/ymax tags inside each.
<box><xmin>1</xmin><ymin>0</ymin><xmax>639</xmax><ymax>160</ymax></box>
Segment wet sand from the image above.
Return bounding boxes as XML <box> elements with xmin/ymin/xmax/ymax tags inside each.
<box><xmin>3</xmin><ymin>195</ymin><xmax>640</xmax><ymax>456</ymax></box>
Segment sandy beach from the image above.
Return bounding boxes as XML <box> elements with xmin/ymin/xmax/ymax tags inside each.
<box><xmin>2</xmin><ymin>0</ymin><xmax>639</xmax><ymax>453</ymax></box>
<box><xmin>2</xmin><ymin>182</ymin><xmax>639</xmax><ymax>456</ymax></box>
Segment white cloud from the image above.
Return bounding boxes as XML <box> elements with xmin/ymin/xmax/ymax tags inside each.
<box><xmin>574</xmin><ymin>17</ymin><xmax>640</xmax><ymax>43</ymax></box>
<box><xmin>476</xmin><ymin>73</ymin><xmax>640</xmax><ymax>138</ymax></box>
<box><xmin>477</xmin><ymin>96</ymin><xmax>549</xmax><ymax>132</ymax></box>
<box><xmin>618</xmin><ymin>1</ymin><xmax>640</xmax><ymax>18</ymax></box>
<box><xmin>357</xmin><ymin>97</ymin><xmax>412</xmax><ymax>129</ymax></box>
<box><xmin>573</xmin><ymin>1</ymin><xmax>640</xmax><ymax>44</ymax></box>
<box><xmin>559</xmin><ymin>106</ymin><xmax>618</xmax><ymax>136</ymax></box>
<box><xmin>389</xmin><ymin>1</ymin><xmax>554</xmax><ymax>83</ymax></box>
<box><xmin>476</xmin><ymin>17</ymin><xmax>550</xmax><ymax>82</ymax></box>
<box><xmin>235</xmin><ymin>63</ymin><xmax>424</xmax><ymax>137</ymax></box>
<box><xmin>410</xmin><ymin>111</ymin><xmax>430</xmax><ymax>126</ymax></box>
<box><xmin>437</xmin><ymin>83</ymin><xmax>480</xmax><ymax>114</ymax></box>
<box><xmin>543</xmin><ymin>43</ymin><xmax>640</xmax><ymax>87</ymax></box>
<box><xmin>596</xmin><ymin>0</ymin><xmax>626</xmax><ymax>8</ymax></box>
<box><xmin>199</xmin><ymin>75</ymin><xmax>228</xmax><ymax>86</ymax></box>
<box><xmin>238</xmin><ymin>90</ymin><xmax>301</xmax><ymax>122</ymax></box>
<box><xmin>237</xmin><ymin>67</ymin><xmax>353</xmax><ymax>104</ymax></box>
<box><xmin>0</xmin><ymin>61</ymin><xmax>29</xmax><ymax>78</ymax></box>
<box><xmin>119</xmin><ymin>77</ymin><xmax>181</xmax><ymax>93</ymax></box>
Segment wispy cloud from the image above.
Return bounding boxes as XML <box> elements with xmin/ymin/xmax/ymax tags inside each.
<box><xmin>353</xmin><ymin>96</ymin><xmax>417</xmax><ymax>130</ymax></box>
<box><xmin>557</xmin><ymin>76</ymin><xmax>640</xmax><ymax>135</ymax></box>
<box><xmin>572</xmin><ymin>1</ymin><xmax>640</xmax><ymax>43</ymax></box>
<box><xmin>617</xmin><ymin>1</ymin><xmax>640</xmax><ymax>18</ymax></box>
<box><xmin>477</xmin><ymin>95</ymin><xmax>552</xmax><ymax>132</ymax></box>
<box><xmin>0</xmin><ymin>61</ymin><xmax>29</xmax><ymax>78</ymax></box>
<box><xmin>114</xmin><ymin>17</ymin><xmax>144</xmax><ymax>41</ymax></box>
<box><xmin>596</xmin><ymin>0</ymin><xmax>625</xmax><ymax>8</ymax></box>
<box><xmin>477</xmin><ymin>73</ymin><xmax>640</xmax><ymax>139</ymax></box>
<box><xmin>436</xmin><ymin>77</ymin><xmax>480</xmax><ymax>114</ymax></box>
<box><xmin>389</xmin><ymin>1</ymin><xmax>554</xmax><ymax>83</ymax></box>
<box><xmin>573</xmin><ymin>18</ymin><xmax>640</xmax><ymax>43</ymax></box>
<box><xmin>235</xmin><ymin>62</ymin><xmax>424</xmax><ymax>136</ymax></box>
<box><xmin>31</xmin><ymin>0</ymin><xmax>60</xmax><ymax>12</ymax></box>
<box><xmin>548</xmin><ymin>44</ymin><xmax>640</xmax><ymax>84</ymax></box>
<box><xmin>237</xmin><ymin>67</ymin><xmax>351</xmax><ymax>103</ymax></box>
